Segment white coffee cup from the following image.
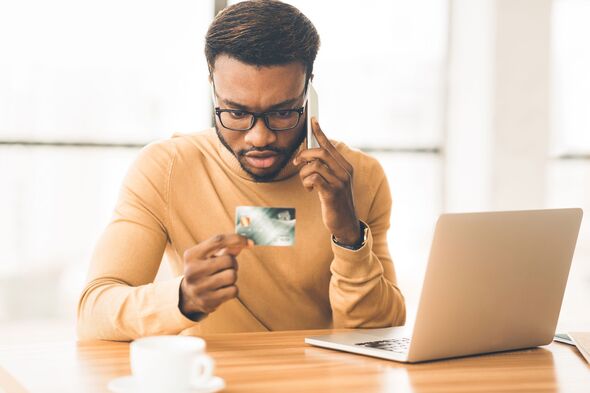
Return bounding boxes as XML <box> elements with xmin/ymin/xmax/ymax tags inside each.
<box><xmin>130</xmin><ymin>335</ymin><xmax>214</xmax><ymax>392</ymax></box>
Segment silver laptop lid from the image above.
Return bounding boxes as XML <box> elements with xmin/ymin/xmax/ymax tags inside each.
<box><xmin>407</xmin><ymin>208</ymin><xmax>582</xmax><ymax>362</ymax></box>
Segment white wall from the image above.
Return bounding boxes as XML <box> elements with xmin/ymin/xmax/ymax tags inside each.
<box><xmin>446</xmin><ymin>0</ymin><xmax>552</xmax><ymax>212</ymax></box>
<box><xmin>444</xmin><ymin>0</ymin><xmax>495</xmax><ymax>212</ymax></box>
<box><xmin>446</xmin><ymin>0</ymin><xmax>590</xmax><ymax>331</ymax></box>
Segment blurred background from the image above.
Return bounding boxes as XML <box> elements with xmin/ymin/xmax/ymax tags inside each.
<box><xmin>0</xmin><ymin>0</ymin><xmax>589</xmax><ymax>337</ymax></box>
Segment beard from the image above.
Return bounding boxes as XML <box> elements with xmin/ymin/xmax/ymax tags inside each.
<box><xmin>215</xmin><ymin>124</ymin><xmax>306</xmax><ymax>182</ymax></box>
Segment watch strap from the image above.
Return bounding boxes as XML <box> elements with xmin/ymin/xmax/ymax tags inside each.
<box><xmin>332</xmin><ymin>221</ymin><xmax>368</xmax><ymax>250</ymax></box>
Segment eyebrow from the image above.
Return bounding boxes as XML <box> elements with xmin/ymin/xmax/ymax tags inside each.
<box><xmin>219</xmin><ymin>96</ymin><xmax>302</xmax><ymax>111</ymax></box>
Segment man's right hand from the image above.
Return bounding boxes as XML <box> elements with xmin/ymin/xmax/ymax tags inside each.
<box><xmin>179</xmin><ymin>233</ymin><xmax>252</xmax><ymax>318</ymax></box>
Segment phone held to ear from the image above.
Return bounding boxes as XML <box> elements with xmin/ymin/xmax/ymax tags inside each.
<box><xmin>306</xmin><ymin>83</ymin><xmax>320</xmax><ymax>149</ymax></box>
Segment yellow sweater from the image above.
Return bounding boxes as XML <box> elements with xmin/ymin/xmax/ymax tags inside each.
<box><xmin>77</xmin><ymin>129</ymin><xmax>406</xmax><ymax>340</ymax></box>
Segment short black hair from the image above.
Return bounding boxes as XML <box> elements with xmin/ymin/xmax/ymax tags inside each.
<box><xmin>205</xmin><ymin>0</ymin><xmax>320</xmax><ymax>79</ymax></box>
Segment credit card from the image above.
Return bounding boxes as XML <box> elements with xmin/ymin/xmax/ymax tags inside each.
<box><xmin>235</xmin><ymin>206</ymin><xmax>296</xmax><ymax>246</ymax></box>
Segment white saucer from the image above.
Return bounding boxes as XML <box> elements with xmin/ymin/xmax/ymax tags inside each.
<box><xmin>107</xmin><ymin>375</ymin><xmax>225</xmax><ymax>393</ymax></box>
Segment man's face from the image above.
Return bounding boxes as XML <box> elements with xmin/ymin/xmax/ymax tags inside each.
<box><xmin>211</xmin><ymin>55</ymin><xmax>307</xmax><ymax>182</ymax></box>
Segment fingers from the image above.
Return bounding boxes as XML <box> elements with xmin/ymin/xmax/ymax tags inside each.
<box><xmin>185</xmin><ymin>267</ymin><xmax>239</xmax><ymax>313</ymax></box>
<box><xmin>180</xmin><ymin>233</ymin><xmax>249</xmax><ymax>316</ymax></box>
<box><xmin>294</xmin><ymin>119</ymin><xmax>354</xmax><ymax>180</ymax></box>
<box><xmin>183</xmin><ymin>234</ymin><xmax>244</xmax><ymax>287</ymax></box>
<box><xmin>298</xmin><ymin>160</ymin><xmax>343</xmax><ymax>192</ymax></box>
<box><xmin>301</xmin><ymin>172</ymin><xmax>330</xmax><ymax>193</ymax></box>
<box><xmin>294</xmin><ymin>146</ymin><xmax>349</xmax><ymax>181</ymax></box>
<box><xmin>310</xmin><ymin>119</ymin><xmax>354</xmax><ymax>175</ymax></box>
<box><xmin>200</xmin><ymin>268</ymin><xmax>238</xmax><ymax>291</ymax></box>
<box><xmin>184</xmin><ymin>233</ymin><xmax>251</xmax><ymax>261</ymax></box>
<box><xmin>294</xmin><ymin>119</ymin><xmax>354</xmax><ymax>194</ymax></box>
<box><xmin>185</xmin><ymin>283</ymin><xmax>239</xmax><ymax>314</ymax></box>
<box><xmin>184</xmin><ymin>254</ymin><xmax>238</xmax><ymax>283</ymax></box>
<box><xmin>180</xmin><ymin>254</ymin><xmax>240</xmax><ymax>315</ymax></box>
<box><xmin>197</xmin><ymin>285</ymin><xmax>239</xmax><ymax>314</ymax></box>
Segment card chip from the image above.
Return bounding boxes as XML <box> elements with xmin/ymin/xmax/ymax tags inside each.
<box><xmin>240</xmin><ymin>216</ymin><xmax>251</xmax><ymax>227</ymax></box>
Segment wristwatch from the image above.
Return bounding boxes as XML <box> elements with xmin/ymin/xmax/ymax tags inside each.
<box><xmin>332</xmin><ymin>221</ymin><xmax>368</xmax><ymax>250</ymax></box>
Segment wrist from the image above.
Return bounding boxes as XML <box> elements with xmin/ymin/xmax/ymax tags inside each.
<box><xmin>333</xmin><ymin>221</ymin><xmax>367</xmax><ymax>250</ymax></box>
<box><xmin>333</xmin><ymin>221</ymin><xmax>361</xmax><ymax>245</ymax></box>
<box><xmin>178</xmin><ymin>279</ymin><xmax>207</xmax><ymax>321</ymax></box>
<box><xmin>333</xmin><ymin>231</ymin><xmax>360</xmax><ymax>246</ymax></box>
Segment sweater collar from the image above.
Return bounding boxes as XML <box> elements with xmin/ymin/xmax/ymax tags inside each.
<box><xmin>213</xmin><ymin>128</ymin><xmax>304</xmax><ymax>182</ymax></box>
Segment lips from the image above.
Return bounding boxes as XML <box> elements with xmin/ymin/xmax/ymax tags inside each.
<box><xmin>244</xmin><ymin>152</ymin><xmax>279</xmax><ymax>169</ymax></box>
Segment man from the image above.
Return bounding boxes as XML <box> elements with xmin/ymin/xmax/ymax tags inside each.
<box><xmin>77</xmin><ymin>0</ymin><xmax>405</xmax><ymax>341</ymax></box>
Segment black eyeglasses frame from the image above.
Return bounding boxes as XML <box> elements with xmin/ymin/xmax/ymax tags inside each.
<box><xmin>214</xmin><ymin>107</ymin><xmax>306</xmax><ymax>132</ymax></box>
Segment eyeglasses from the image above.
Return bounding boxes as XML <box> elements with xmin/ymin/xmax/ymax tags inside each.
<box><xmin>210</xmin><ymin>80</ymin><xmax>307</xmax><ymax>132</ymax></box>
<box><xmin>214</xmin><ymin>107</ymin><xmax>305</xmax><ymax>132</ymax></box>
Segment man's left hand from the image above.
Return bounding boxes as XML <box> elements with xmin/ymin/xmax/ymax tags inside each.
<box><xmin>293</xmin><ymin>118</ymin><xmax>361</xmax><ymax>246</ymax></box>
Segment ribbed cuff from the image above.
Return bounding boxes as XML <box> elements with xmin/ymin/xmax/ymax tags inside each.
<box><xmin>330</xmin><ymin>221</ymin><xmax>381</xmax><ymax>278</ymax></box>
<box><xmin>155</xmin><ymin>276</ymin><xmax>201</xmax><ymax>332</ymax></box>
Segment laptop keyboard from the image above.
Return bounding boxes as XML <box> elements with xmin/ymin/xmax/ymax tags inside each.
<box><xmin>355</xmin><ymin>337</ymin><xmax>411</xmax><ymax>353</ymax></box>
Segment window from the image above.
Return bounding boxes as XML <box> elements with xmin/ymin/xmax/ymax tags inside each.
<box><xmin>0</xmin><ymin>0</ymin><xmax>212</xmax><ymax>143</ymax></box>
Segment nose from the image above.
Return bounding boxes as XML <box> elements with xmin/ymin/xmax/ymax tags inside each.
<box><xmin>244</xmin><ymin>117</ymin><xmax>277</xmax><ymax>147</ymax></box>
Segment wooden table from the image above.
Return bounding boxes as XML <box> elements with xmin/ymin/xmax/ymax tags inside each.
<box><xmin>0</xmin><ymin>328</ymin><xmax>589</xmax><ymax>393</ymax></box>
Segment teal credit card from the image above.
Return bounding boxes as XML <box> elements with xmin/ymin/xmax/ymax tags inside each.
<box><xmin>235</xmin><ymin>206</ymin><xmax>296</xmax><ymax>246</ymax></box>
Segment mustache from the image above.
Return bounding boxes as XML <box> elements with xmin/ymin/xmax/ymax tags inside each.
<box><xmin>238</xmin><ymin>146</ymin><xmax>285</xmax><ymax>156</ymax></box>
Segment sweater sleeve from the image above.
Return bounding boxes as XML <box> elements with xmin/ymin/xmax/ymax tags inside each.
<box><xmin>328</xmin><ymin>162</ymin><xmax>406</xmax><ymax>328</ymax></box>
<box><xmin>77</xmin><ymin>141</ymin><xmax>195</xmax><ymax>341</ymax></box>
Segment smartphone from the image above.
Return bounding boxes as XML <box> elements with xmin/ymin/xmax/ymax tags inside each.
<box><xmin>306</xmin><ymin>83</ymin><xmax>320</xmax><ymax>149</ymax></box>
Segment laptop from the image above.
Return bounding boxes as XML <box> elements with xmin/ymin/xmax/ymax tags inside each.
<box><xmin>306</xmin><ymin>208</ymin><xmax>583</xmax><ymax>363</ymax></box>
